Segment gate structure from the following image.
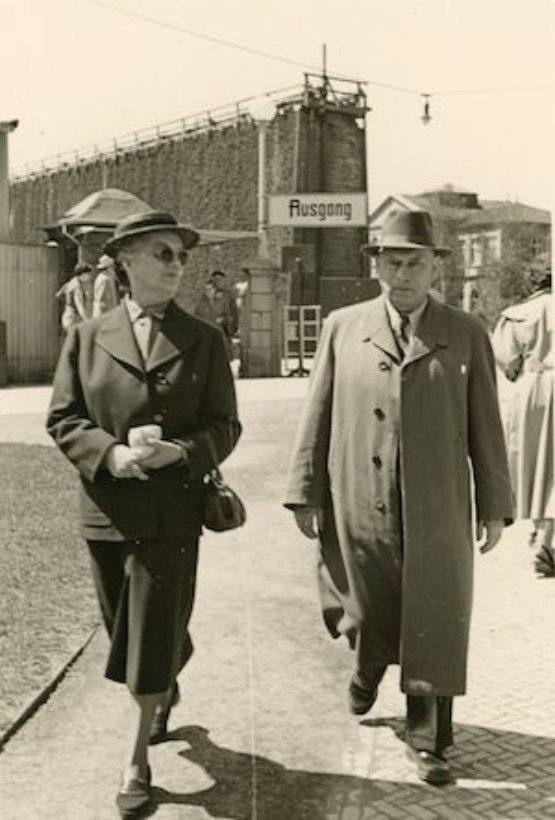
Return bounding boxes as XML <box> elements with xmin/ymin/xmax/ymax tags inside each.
<box><xmin>0</xmin><ymin>243</ymin><xmax>60</xmax><ymax>382</ymax></box>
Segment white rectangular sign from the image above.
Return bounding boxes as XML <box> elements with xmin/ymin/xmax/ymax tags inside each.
<box><xmin>268</xmin><ymin>193</ymin><xmax>368</xmax><ymax>227</ymax></box>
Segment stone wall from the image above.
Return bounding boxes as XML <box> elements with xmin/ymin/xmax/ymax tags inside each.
<box><xmin>10</xmin><ymin>120</ymin><xmax>263</xmax><ymax>310</ymax></box>
<box><xmin>10</xmin><ymin>101</ymin><xmax>371</xmax><ymax>315</ymax></box>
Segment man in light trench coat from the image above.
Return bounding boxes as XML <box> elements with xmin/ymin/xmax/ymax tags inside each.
<box><xmin>285</xmin><ymin>210</ymin><xmax>513</xmax><ymax>785</ymax></box>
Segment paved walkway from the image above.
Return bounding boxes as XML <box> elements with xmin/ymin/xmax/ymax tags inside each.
<box><xmin>0</xmin><ymin>380</ymin><xmax>554</xmax><ymax>819</ymax></box>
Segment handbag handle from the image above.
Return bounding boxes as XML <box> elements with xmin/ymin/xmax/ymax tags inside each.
<box><xmin>203</xmin><ymin>431</ymin><xmax>223</xmax><ymax>478</ymax></box>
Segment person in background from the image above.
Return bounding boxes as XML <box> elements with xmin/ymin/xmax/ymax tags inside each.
<box><xmin>47</xmin><ymin>211</ymin><xmax>241</xmax><ymax>819</ymax></box>
<box><xmin>285</xmin><ymin>210</ymin><xmax>513</xmax><ymax>786</ymax></box>
<box><xmin>492</xmin><ymin>255</ymin><xmax>553</xmax><ymax>577</ymax></box>
<box><xmin>193</xmin><ymin>279</ymin><xmax>218</xmax><ymax>325</ymax></box>
<box><xmin>93</xmin><ymin>253</ymin><xmax>121</xmax><ymax>316</ymax></box>
<box><xmin>58</xmin><ymin>263</ymin><xmax>96</xmax><ymax>331</ymax></box>
<box><xmin>209</xmin><ymin>270</ymin><xmax>239</xmax><ymax>358</ymax></box>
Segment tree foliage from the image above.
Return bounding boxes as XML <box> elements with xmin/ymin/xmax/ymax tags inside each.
<box><xmin>477</xmin><ymin>224</ymin><xmax>551</xmax><ymax>325</ymax></box>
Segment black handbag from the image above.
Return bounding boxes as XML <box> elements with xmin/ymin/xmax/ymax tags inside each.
<box><xmin>202</xmin><ymin>435</ymin><xmax>246</xmax><ymax>532</ymax></box>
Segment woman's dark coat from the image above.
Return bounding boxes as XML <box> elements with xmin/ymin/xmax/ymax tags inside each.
<box><xmin>47</xmin><ymin>301</ymin><xmax>241</xmax><ymax>541</ymax></box>
<box><xmin>285</xmin><ymin>296</ymin><xmax>513</xmax><ymax>696</ymax></box>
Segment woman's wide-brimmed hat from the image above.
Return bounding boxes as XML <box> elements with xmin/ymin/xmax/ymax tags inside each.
<box><xmin>104</xmin><ymin>211</ymin><xmax>200</xmax><ymax>257</ymax></box>
<box><xmin>363</xmin><ymin>210</ymin><xmax>451</xmax><ymax>257</ymax></box>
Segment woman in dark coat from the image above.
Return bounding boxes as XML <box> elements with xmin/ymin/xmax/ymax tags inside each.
<box><xmin>47</xmin><ymin>211</ymin><xmax>241</xmax><ymax>818</ymax></box>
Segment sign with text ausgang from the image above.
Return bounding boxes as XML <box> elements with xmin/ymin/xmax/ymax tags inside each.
<box><xmin>268</xmin><ymin>193</ymin><xmax>368</xmax><ymax>227</ymax></box>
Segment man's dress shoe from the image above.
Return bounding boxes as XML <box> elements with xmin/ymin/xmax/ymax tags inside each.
<box><xmin>116</xmin><ymin>766</ymin><xmax>152</xmax><ymax>819</ymax></box>
<box><xmin>149</xmin><ymin>681</ymin><xmax>180</xmax><ymax>744</ymax></box>
<box><xmin>348</xmin><ymin>671</ymin><xmax>379</xmax><ymax>715</ymax></box>
<box><xmin>405</xmin><ymin>746</ymin><xmax>453</xmax><ymax>785</ymax></box>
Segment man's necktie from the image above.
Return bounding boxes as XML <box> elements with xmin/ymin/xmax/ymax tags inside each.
<box><xmin>397</xmin><ymin>314</ymin><xmax>410</xmax><ymax>360</ymax></box>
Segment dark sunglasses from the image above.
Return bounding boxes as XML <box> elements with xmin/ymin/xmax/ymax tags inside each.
<box><xmin>152</xmin><ymin>246</ymin><xmax>189</xmax><ymax>266</ymax></box>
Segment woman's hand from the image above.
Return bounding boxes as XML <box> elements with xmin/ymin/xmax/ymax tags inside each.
<box><xmin>105</xmin><ymin>445</ymin><xmax>149</xmax><ymax>481</ymax></box>
<box><xmin>134</xmin><ymin>439</ymin><xmax>184</xmax><ymax>470</ymax></box>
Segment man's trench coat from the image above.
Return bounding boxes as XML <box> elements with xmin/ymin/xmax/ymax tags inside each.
<box><xmin>285</xmin><ymin>295</ymin><xmax>513</xmax><ymax>697</ymax></box>
<box><xmin>47</xmin><ymin>300</ymin><xmax>241</xmax><ymax>542</ymax></box>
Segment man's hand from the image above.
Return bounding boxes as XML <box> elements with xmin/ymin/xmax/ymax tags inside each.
<box><xmin>477</xmin><ymin>519</ymin><xmax>505</xmax><ymax>554</ymax></box>
<box><xmin>135</xmin><ymin>439</ymin><xmax>184</xmax><ymax>470</ymax></box>
<box><xmin>292</xmin><ymin>506</ymin><xmax>324</xmax><ymax>540</ymax></box>
<box><xmin>105</xmin><ymin>445</ymin><xmax>149</xmax><ymax>481</ymax></box>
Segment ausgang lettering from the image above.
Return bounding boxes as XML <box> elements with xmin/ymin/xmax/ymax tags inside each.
<box><xmin>288</xmin><ymin>199</ymin><xmax>353</xmax><ymax>221</ymax></box>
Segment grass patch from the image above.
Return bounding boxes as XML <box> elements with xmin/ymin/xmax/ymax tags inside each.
<box><xmin>0</xmin><ymin>444</ymin><xmax>99</xmax><ymax>734</ymax></box>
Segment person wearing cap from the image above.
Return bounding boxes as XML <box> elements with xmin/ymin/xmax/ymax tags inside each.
<box><xmin>58</xmin><ymin>262</ymin><xmax>96</xmax><ymax>331</ymax></box>
<box><xmin>92</xmin><ymin>253</ymin><xmax>122</xmax><ymax>316</ymax></box>
<box><xmin>492</xmin><ymin>254</ymin><xmax>553</xmax><ymax>576</ymax></box>
<box><xmin>203</xmin><ymin>270</ymin><xmax>239</xmax><ymax>359</ymax></box>
<box><xmin>47</xmin><ymin>211</ymin><xmax>241</xmax><ymax>817</ymax></box>
<box><xmin>285</xmin><ymin>210</ymin><xmax>512</xmax><ymax>785</ymax></box>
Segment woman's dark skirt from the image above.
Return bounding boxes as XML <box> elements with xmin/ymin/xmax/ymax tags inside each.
<box><xmin>87</xmin><ymin>537</ymin><xmax>199</xmax><ymax>695</ymax></box>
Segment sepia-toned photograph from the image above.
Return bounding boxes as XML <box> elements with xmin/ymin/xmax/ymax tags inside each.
<box><xmin>0</xmin><ymin>1</ymin><xmax>552</xmax><ymax>817</ymax></box>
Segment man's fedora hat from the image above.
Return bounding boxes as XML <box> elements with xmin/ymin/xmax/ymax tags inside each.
<box><xmin>104</xmin><ymin>211</ymin><xmax>200</xmax><ymax>257</ymax></box>
<box><xmin>96</xmin><ymin>254</ymin><xmax>114</xmax><ymax>271</ymax></box>
<box><xmin>363</xmin><ymin>210</ymin><xmax>450</xmax><ymax>257</ymax></box>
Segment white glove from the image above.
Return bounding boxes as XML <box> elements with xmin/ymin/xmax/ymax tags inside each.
<box><xmin>105</xmin><ymin>445</ymin><xmax>149</xmax><ymax>481</ymax></box>
<box><xmin>135</xmin><ymin>439</ymin><xmax>185</xmax><ymax>469</ymax></box>
<box><xmin>128</xmin><ymin>424</ymin><xmax>163</xmax><ymax>459</ymax></box>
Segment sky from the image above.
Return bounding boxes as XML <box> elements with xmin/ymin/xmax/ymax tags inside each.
<box><xmin>1</xmin><ymin>0</ymin><xmax>553</xmax><ymax>212</ymax></box>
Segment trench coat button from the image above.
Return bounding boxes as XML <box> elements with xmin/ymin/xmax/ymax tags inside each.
<box><xmin>153</xmin><ymin>413</ymin><xmax>164</xmax><ymax>422</ymax></box>
<box><xmin>379</xmin><ymin>361</ymin><xmax>391</xmax><ymax>371</ymax></box>
<box><xmin>372</xmin><ymin>455</ymin><xmax>382</xmax><ymax>469</ymax></box>
<box><xmin>375</xmin><ymin>501</ymin><xmax>386</xmax><ymax>513</ymax></box>
<box><xmin>156</xmin><ymin>373</ymin><xmax>168</xmax><ymax>385</ymax></box>
<box><xmin>374</xmin><ymin>408</ymin><xmax>385</xmax><ymax>420</ymax></box>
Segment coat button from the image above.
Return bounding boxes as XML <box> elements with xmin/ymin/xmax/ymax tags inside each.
<box><xmin>374</xmin><ymin>408</ymin><xmax>385</xmax><ymax>420</ymax></box>
<box><xmin>372</xmin><ymin>455</ymin><xmax>382</xmax><ymax>469</ymax></box>
<box><xmin>156</xmin><ymin>373</ymin><xmax>168</xmax><ymax>384</ymax></box>
<box><xmin>379</xmin><ymin>361</ymin><xmax>391</xmax><ymax>371</ymax></box>
<box><xmin>153</xmin><ymin>413</ymin><xmax>164</xmax><ymax>422</ymax></box>
<box><xmin>375</xmin><ymin>501</ymin><xmax>386</xmax><ymax>513</ymax></box>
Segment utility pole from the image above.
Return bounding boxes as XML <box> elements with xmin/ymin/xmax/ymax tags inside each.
<box><xmin>0</xmin><ymin>120</ymin><xmax>19</xmax><ymax>241</ymax></box>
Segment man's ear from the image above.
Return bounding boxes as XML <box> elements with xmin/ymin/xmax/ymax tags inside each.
<box><xmin>431</xmin><ymin>254</ymin><xmax>443</xmax><ymax>284</ymax></box>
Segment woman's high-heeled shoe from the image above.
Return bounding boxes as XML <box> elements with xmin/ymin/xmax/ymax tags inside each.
<box><xmin>149</xmin><ymin>682</ymin><xmax>180</xmax><ymax>744</ymax></box>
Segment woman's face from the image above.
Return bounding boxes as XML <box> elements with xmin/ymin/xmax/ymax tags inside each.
<box><xmin>119</xmin><ymin>231</ymin><xmax>188</xmax><ymax>307</ymax></box>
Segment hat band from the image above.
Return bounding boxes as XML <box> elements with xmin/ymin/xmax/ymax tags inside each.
<box><xmin>380</xmin><ymin>233</ymin><xmax>434</xmax><ymax>247</ymax></box>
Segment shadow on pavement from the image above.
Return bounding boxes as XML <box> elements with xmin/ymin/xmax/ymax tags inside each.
<box><xmin>150</xmin><ymin>723</ymin><xmax>555</xmax><ymax>819</ymax></box>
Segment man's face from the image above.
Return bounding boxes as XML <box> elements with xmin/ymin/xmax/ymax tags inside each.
<box><xmin>211</xmin><ymin>274</ymin><xmax>225</xmax><ymax>291</ymax></box>
<box><xmin>120</xmin><ymin>231</ymin><xmax>187</xmax><ymax>306</ymax></box>
<box><xmin>377</xmin><ymin>248</ymin><xmax>438</xmax><ymax>313</ymax></box>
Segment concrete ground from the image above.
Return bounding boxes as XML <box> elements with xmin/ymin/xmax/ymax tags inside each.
<box><xmin>0</xmin><ymin>380</ymin><xmax>554</xmax><ymax>820</ymax></box>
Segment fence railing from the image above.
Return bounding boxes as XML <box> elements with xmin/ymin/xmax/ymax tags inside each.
<box><xmin>10</xmin><ymin>73</ymin><xmax>367</xmax><ymax>182</ymax></box>
<box><xmin>10</xmin><ymin>85</ymin><xmax>303</xmax><ymax>182</ymax></box>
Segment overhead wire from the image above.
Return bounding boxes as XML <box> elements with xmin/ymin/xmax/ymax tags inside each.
<box><xmin>85</xmin><ymin>0</ymin><xmax>549</xmax><ymax>101</ymax></box>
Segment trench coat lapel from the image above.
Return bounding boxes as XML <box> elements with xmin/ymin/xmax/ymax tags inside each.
<box><xmin>404</xmin><ymin>297</ymin><xmax>448</xmax><ymax>366</ymax></box>
<box><xmin>95</xmin><ymin>304</ymin><xmax>143</xmax><ymax>372</ymax></box>
<box><xmin>145</xmin><ymin>301</ymin><xmax>201</xmax><ymax>373</ymax></box>
<box><xmin>362</xmin><ymin>296</ymin><xmax>449</xmax><ymax>365</ymax></box>
<box><xmin>361</xmin><ymin>296</ymin><xmax>402</xmax><ymax>362</ymax></box>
